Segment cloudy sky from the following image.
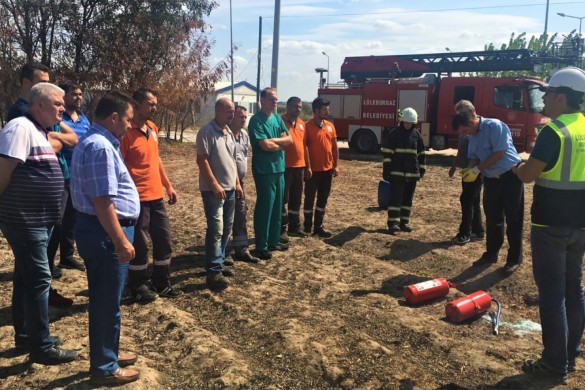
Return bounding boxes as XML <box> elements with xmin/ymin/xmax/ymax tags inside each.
<box><xmin>205</xmin><ymin>0</ymin><xmax>585</xmax><ymax>102</ymax></box>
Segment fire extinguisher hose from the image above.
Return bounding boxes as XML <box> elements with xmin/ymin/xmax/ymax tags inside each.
<box><xmin>490</xmin><ymin>298</ymin><xmax>501</xmax><ymax>336</ymax></box>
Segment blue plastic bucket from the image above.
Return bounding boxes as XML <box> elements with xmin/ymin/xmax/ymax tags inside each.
<box><xmin>378</xmin><ymin>180</ymin><xmax>390</xmax><ymax>209</ymax></box>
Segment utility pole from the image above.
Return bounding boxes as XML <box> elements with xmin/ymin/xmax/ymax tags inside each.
<box><xmin>230</xmin><ymin>0</ymin><xmax>234</xmax><ymax>102</ymax></box>
<box><xmin>270</xmin><ymin>0</ymin><xmax>281</xmax><ymax>89</ymax></box>
<box><xmin>257</xmin><ymin>16</ymin><xmax>262</xmax><ymax>105</ymax></box>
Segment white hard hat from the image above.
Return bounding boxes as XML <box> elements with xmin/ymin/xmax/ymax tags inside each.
<box><xmin>546</xmin><ymin>67</ymin><xmax>585</xmax><ymax>93</ymax></box>
<box><xmin>401</xmin><ymin>107</ymin><xmax>418</xmax><ymax>123</ymax></box>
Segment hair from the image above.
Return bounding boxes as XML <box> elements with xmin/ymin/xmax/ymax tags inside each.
<box><xmin>235</xmin><ymin>105</ymin><xmax>247</xmax><ymax>112</ymax></box>
<box><xmin>95</xmin><ymin>91</ymin><xmax>135</xmax><ymax>120</ymax></box>
<box><xmin>28</xmin><ymin>83</ymin><xmax>64</xmax><ymax>107</ymax></box>
<box><xmin>312</xmin><ymin>97</ymin><xmax>330</xmax><ymax>111</ymax></box>
<box><xmin>58</xmin><ymin>80</ymin><xmax>81</xmax><ymax>95</ymax></box>
<box><xmin>287</xmin><ymin>96</ymin><xmax>301</xmax><ymax>105</ymax></box>
<box><xmin>451</xmin><ymin>111</ymin><xmax>474</xmax><ymax>131</ymax></box>
<box><xmin>19</xmin><ymin>62</ymin><xmax>51</xmax><ymax>83</ymax></box>
<box><xmin>132</xmin><ymin>87</ymin><xmax>157</xmax><ymax>103</ymax></box>
<box><xmin>555</xmin><ymin>87</ymin><xmax>585</xmax><ymax>111</ymax></box>
<box><xmin>215</xmin><ymin>98</ymin><xmax>233</xmax><ymax>110</ymax></box>
<box><xmin>260</xmin><ymin>87</ymin><xmax>277</xmax><ymax>98</ymax></box>
<box><xmin>455</xmin><ymin>99</ymin><xmax>476</xmax><ymax>115</ymax></box>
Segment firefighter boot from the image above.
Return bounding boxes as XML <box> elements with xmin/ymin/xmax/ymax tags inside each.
<box><xmin>313</xmin><ymin>210</ymin><xmax>332</xmax><ymax>238</ymax></box>
<box><xmin>387</xmin><ymin>221</ymin><xmax>400</xmax><ymax>234</ymax></box>
<box><xmin>289</xmin><ymin>213</ymin><xmax>308</xmax><ymax>237</ymax></box>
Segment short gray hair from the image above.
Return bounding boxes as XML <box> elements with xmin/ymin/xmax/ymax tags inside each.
<box><xmin>29</xmin><ymin>82</ymin><xmax>64</xmax><ymax>107</ymax></box>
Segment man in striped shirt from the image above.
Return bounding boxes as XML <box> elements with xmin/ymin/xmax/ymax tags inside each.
<box><xmin>0</xmin><ymin>83</ymin><xmax>77</xmax><ymax>365</ymax></box>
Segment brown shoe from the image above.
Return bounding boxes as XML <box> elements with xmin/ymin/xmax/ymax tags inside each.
<box><xmin>118</xmin><ymin>352</ymin><xmax>138</xmax><ymax>367</ymax></box>
<box><xmin>90</xmin><ymin>367</ymin><xmax>140</xmax><ymax>386</ymax></box>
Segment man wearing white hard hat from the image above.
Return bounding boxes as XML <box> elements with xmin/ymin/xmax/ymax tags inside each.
<box><xmin>515</xmin><ymin>66</ymin><xmax>585</xmax><ymax>383</ymax></box>
<box><xmin>451</xmin><ymin>102</ymin><xmax>524</xmax><ymax>274</ymax></box>
<box><xmin>381</xmin><ymin>107</ymin><xmax>426</xmax><ymax>233</ymax></box>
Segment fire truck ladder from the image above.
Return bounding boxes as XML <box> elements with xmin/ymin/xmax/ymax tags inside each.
<box><xmin>341</xmin><ymin>49</ymin><xmax>578</xmax><ymax>82</ymax></box>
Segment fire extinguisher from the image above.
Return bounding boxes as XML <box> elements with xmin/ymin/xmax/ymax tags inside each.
<box><xmin>445</xmin><ymin>291</ymin><xmax>502</xmax><ymax>335</ymax></box>
<box><xmin>403</xmin><ymin>278</ymin><xmax>460</xmax><ymax>305</ymax></box>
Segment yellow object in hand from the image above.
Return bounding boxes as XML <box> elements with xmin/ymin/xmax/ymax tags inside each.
<box><xmin>461</xmin><ymin>166</ymin><xmax>480</xmax><ymax>182</ymax></box>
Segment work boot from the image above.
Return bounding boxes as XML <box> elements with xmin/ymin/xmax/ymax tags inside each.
<box><xmin>51</xmin><ymin>266</ymin><xmax>62</xmax><ymax>279</ymax></box>
<box><xmin>49</xmin><ymin>288</ymin><xmax>73</xmax><ymax>307</ymax></box>
<box><xmin>472</xmin><ymin>252</ymin><xmax>498</xmax><ymax>267</ymax></box>
<box><xmin>206</xmin><ymin>272</ymin><xmax>230</xmax><ymax>289</ymax></box>
<box><xmin>233</xmin><ymin>250</ymin><xmax>260</xmax><ymax>263</ymax></box>
<box><xmin>399</xmin><ymin>223</ymin><xmax>412</xmax><ymax>233</ymax></box>
<box><xmin>313</xmin><ymin>227</ymin><xmax>332</xmax><ymax>238</ymax></box>
<box><xmin>30</xmin><ymin>347</ymin><xmax>78</xmax><ymax>365</ymax></box>
<box><xmin>387</xmin><ymin>221</ymin><xmax>400</xmax><ymax>234</ymax></box>
<box><xmin>59</xmin><ymin>257</ymin><xmax>86</xmax><ymax>271</ymax></box>
<box><xmin>288</xmin><ymin>229</ymin><xmax>309</xmax><ymax>238</ymax></box>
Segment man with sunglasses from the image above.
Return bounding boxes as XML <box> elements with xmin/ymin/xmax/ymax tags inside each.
<box><xmin>515</xmin><ymin>67</ymin><xmax>585</xmax><ymax>383</ymax></box>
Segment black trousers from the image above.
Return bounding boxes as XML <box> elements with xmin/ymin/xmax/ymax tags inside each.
<box><xmin>282</xmin><ymin>167</ymin><xmax>305</xmax><ymax>232</ymax></box>
<box><xmin>483</xmin><ymin>170</ymin><xmax>524</xmax><ymax>265</ymax></box>
<box><xmin>304</xmin><ymin>170</ymin><xmax>333</xmax><ymax>231</ymax></box>
<box><xmin>459</xmin><ymin>177</ymin><xmax>484</xmax><ymax>236</ymax></box>
<box><xmin>387</xmin><ymin>177</ymin><xmax>417</xmax><ymax>225</ymax></box>
<box><xmin>47</xmin><ymin>181</ymin><xmax>76</xmax><ymax>270</ymax></box>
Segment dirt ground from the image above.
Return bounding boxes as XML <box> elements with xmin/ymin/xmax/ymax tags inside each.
<box><xmin>1</xmin><ymin>140</ymin><xmax>584</xmax><ymax>389</ymax></box>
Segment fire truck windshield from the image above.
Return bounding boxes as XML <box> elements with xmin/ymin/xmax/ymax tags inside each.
<box><xmin>527</xmin><ymin>82</ymin><xmax>545</xmax><ymax>114</ymax></box>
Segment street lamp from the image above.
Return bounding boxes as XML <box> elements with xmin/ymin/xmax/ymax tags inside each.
<box><xmin>322</xmin><ymin>51</ymin><xmax>330</xmax><ymax>86</ymax></box>
<box><xmin>557</xmin><ymin>12</ymin><xmax>584</xmax><ymax>36</ymax></box>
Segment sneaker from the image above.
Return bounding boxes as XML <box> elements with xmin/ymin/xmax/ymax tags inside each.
<box><xmin>399</xmin><ymin>223</ymin><xmax>412</xmax><ymax>233</ymax></box>
<box><xmin>156</xmin><ymin>286</ymin><xmax>184</xmax><ymax>298</ymax></box>
<box><xmin>253</xmin><ymin>249</ymin><xmax>272</xmax><ymax>260</ymax></box>
<box><xmin>49</xmin><ymin>288</ymin><xmax>73</xmax><ymax>307</ymax></box>
<box><xmin>288</xmin><ymin>229</ymin><xmax>309</xmax><ymax>238</ymax></box>
<box><xmin>90</xmin><ymin>367</ymin><xmax>140</xmax><ymax>386</ymax></box>
<box><xmin>472</xmin><ymin>252</ymin><xmax>498</xmax><ymax>267</ymax></box>
<box><xmin>470</xmin><ymin>232</ymin><xmax>485</xmax><ymax>241</ymax></box>
<box><xmin>502</xmin><ymin>263</ymin><xmax>521</xmax><ymax>274</ymax></box>
<box><xmin>268</xmin><ymin>243</ymin><xmax>289</xmax><ymax>251</ymax></box>
<box><xmin>387</xmin><ymin>222</ymin><xmax>400</xmax><ymax>234</ymax></box>
<box><xmin>51</xmin><ymin>266</ymin><xmax>62</xmax><ymax>279</ymax></box>
<box><xmin>131</xmin><ymin>285</ymin><xmax>158</xmax><ymax>303</ymax></box>
<box><xmin>313</xmin><ymin>227</ymin><xmax>332</xmax><ymax>238</ymax></box>
<box><xmin>280</xmin><ymin>230</ymin><xmax>290</xmax><ymax>244</ymax></box>
<box><xmin>224</xmin><ymin>255</ymin><xmax>235</xmax><ymax>266</ymax></box>
<box><xmin>452</xmin><ymin>234</ymin><xmax>470</xmax><ymax>245</ymax></box>
<box><xmin>233</xmin><ymin>250</ymin><xmax>260</xmax><ymax>263</ymax></box>
<box><xmin>30</xmin><ymin>347</ymin><xmax>78</xmax><ymax>365</ymax></box>
<box><xmin>59</xmin><ymin>257</ymin><xmax>86</xmax><ymax>271</ymax></box>
<box><xmin>522</xmin><ymin>358</ymin><xmax>567</xmax><ymax>384</ymax></box>
<box><xmin>206</xmin><ymin>273</ymin><xmax>230</xmax><ymax>289</ymax></box>
<box><xmin>222</xmin><ymin>267</ymin><xmax>235</xmax><ymax>277</ymax></box>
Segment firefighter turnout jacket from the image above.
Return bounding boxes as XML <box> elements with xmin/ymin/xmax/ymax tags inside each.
<box><xmin>381</xmin><ymin>123</ymin><xmax>426</xmax><ymax>181</ymax></box>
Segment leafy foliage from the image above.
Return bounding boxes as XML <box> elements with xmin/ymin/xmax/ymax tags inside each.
<box><xmin>0</xmin><ymin>0</ymin><xmax>229</xmax><ymax>136</ymax></box>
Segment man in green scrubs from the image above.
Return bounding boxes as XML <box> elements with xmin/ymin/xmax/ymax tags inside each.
<box><xmin>248</xmin><ymin>87</ymin><xmax>293</xmax><ymax>260</ymax></box>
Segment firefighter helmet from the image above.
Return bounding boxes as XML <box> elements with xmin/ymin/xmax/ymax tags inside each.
<box><xmin>401</xmin><ymin>107</ymin><xmax>418</xmax><ymax>123</ymax></box>
<box><xmin>548</xmin><ymin>67</ymin><xmax>585</xmax><ymax>93</ymax></box>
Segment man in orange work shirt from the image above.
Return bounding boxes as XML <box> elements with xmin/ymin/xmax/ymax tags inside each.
<box><xmin>303</xmin><ymin>97</ymin><xmax>339</xmax><ymax>238</ymax></box>
<box><xmin>281</xmin><ymin>96</ymin><xmax>310</xmax><ymax>242</ymax></box>
<box><xmin>120</xmin><ymin>88</ymin><xmax>182</xmax><ymax>302</ymax></box>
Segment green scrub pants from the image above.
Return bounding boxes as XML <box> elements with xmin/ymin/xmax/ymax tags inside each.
<box><xmin>253</xmin><ymin>171</ymin><xmax>284</xmax><ymax>251</ymax></box>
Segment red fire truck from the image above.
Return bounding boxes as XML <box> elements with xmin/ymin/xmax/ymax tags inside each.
<box><xmin>318</xmin><ymin>49</ymin><xmax>576</xmax><ymax>153</ymax></box>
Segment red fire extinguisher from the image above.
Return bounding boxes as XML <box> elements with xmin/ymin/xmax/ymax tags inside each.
<box><xmin>403</xmin><ymin>278</ymin><xmax>459</xmax><ymax>305</ymax></box>
<box><xmin>445</xmin><ymin>291</ymin><xmax>502</xmax><ymax>335</ymax></box>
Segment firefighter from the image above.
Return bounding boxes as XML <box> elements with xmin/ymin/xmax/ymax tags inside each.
<box><xmin>381</xmin><ymin>107</ymin><xmax>426</xmax><ymax>233</ymax></box>
<box><xmin>515</xmin><ymin>67</ymin><xmax>585</xmax><ymax>383</ymax></box>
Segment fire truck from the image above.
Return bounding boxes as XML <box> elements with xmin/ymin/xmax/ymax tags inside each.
<box><xmin>318</xmin><ymin>49</ymin><xmax>577</xmax><ymax>153</ymax></box>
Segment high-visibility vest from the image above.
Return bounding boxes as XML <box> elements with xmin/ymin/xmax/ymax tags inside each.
<box><xmin>536</xmin><ymin>113</ymin><xmax>585</xmax><ymax>190</ymax></box>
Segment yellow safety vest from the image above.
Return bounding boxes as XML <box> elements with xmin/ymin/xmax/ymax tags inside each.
<box><xmin>536</xmin><ymin>113</ymin><xmax>585</xmax><ymax>190</ymax></box>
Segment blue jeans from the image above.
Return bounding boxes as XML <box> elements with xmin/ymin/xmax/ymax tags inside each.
<box><xmin>532</xmin><ymin>226</ymin><xmax>585</xmax><ymax>373</ymax></box>
<box><xmin>0</xmin><ymin>224</ymin><xmax>53</xmax><ymax>355</ymax></box>
<box><xmin>201</xmin><ymin>190</ymin><xmax>235</xmax><ymax>273</ymax></box>
<box><xmin>75</xmin><ymin>214</ymin><xmax>133</xmax><ymax>376</ymax></box>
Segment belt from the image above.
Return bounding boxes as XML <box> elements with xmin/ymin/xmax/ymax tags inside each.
<box><xmin>79</xmin><ymin>212</ymin><xmax>137</xmax><ymax>227</ymax></box>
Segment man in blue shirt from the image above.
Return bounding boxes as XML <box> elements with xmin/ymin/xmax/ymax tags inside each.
<box><xmin>452</xmin><ymin>107</ymin><xmax>524</xmax><ymax>274</ymax></box>
<box><xmin>71</xmin><ymin>92</ymin><xmax>141</xmax><ymax>386</ymax></box>
<box><xmin>46</xmin><ymin>81</ymin><xmax>90</xmax><ymax>274</ymax></box>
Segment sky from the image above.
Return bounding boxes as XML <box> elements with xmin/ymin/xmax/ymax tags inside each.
<box><xmin>204</xmin><ymin>0</ymin><xmax>585</xmax><ymax>102</ymax></box>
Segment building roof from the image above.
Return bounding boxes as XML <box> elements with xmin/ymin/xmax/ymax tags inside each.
<box><xmin>215</xmin><ymin>81</ymin><xmax>258</xmax><ymax>94</ymax></box>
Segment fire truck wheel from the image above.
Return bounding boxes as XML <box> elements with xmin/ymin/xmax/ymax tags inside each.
<box><xmin>352</xmin><ymin>129</ymin><xmax>378</xmax><ymax>154</ymax></box>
